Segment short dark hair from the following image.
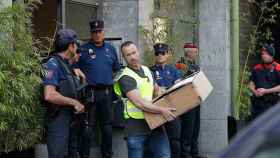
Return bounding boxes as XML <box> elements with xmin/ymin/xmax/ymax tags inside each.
<box><xmin>54</xmin><ymin>29</ymin><xmax>77</xmax><ymax>52</ymax></box>
<box><xmin>120</xmin><ymin>41</ymin><xmax>134</xmax><ymax>53</ymax></box>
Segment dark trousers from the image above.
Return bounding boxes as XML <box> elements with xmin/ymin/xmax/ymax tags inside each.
<box><xmin>251</xmin><ymin>98</ymin><xmax>276</xmax><ymax>120</ymax></box>
<box><xmin>88</xmin><ymin>86</ymin><xmax>113</xmax><ymax>158</ymax></box>
<box><xmin>68</xmin><ymin>111</ymin><xmax>92</xmax><ymax>158</ymax></box>
<box><xmin>165</xmin><ymin>118</ymin><xmax>181</xmax><ymax>158</ymax></box>
<box><xmin>47</xmin><ymin>109</ymin><xmax>72</xmax><ymax>158</ymax></box>
<box><xmin>181</xmin><ymin>106</ymin><xmax>201</xmax><ymax>157</ymax></box>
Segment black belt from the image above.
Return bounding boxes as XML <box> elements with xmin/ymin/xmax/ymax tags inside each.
<box><xmin>88</xmin><ymin>85</ymin><xmax>113</xmax><ymax>90</ymax></box>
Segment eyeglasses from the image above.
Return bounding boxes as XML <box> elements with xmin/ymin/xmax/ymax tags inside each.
<box><xmin>155</xmin><ymin>52</ymin><xmax>167</xmax><ymax>56</ymax></box>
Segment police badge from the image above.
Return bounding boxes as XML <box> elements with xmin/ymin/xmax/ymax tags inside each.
<box><xmin>89</xmin><ymin>49</ymin><xmax>96</xmax><ymax>59</ymax></box>
<box><xmin>155</xmin><ymin>71</ymin><xmax>161</xmax><ymax>80</ymax></box>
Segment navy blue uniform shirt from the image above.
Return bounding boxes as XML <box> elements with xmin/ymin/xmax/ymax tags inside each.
<box><xmin>250</xmin><ymin>62</ymin><xmax>280</xmax><ymax>89</ymax></box>
<box><xmin>150</xmin><ymin>64</ymin><xmax>181</xmax><ymax>89</ymax></box>
<box><xmin>43</xmin><ymin>56</ymin><xmax>69</xmax><ymax>86</ymax></box>
<box><xmin>76</xmin><ymin>41</ymin><xmax>121</xmax><ymax>86</ymax></box>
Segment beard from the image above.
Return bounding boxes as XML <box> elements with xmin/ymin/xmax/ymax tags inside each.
<box><xmin>131</xmin><ymin>58</ymin><xmax>139</xmax><ymax>64</ymax></box>
<box><xmin>129</xmin><ymin>58</ymin><xmax>140</xmax><ymax>67</ymax></box>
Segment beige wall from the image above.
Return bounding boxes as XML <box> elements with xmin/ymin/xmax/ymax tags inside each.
<box><xmin>138</xmin><ymin>0</ymin><xmax>153</xmax><ymax>30</ymax></box>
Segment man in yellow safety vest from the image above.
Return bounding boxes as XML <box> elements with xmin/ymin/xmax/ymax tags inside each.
<box><xmin>114</xmin><ymin>41</ymin><xmax>176</xmax><ymax>158</ymax></box>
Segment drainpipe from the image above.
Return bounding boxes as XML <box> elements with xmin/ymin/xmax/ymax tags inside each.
<box><xmin>231</xmin><ymin>0</ymin><xmax>240</xmax><ymax>119</ymax></box>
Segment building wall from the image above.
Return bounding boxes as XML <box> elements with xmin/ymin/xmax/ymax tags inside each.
<box><xmin>198</xmin><ymin>0</ymin><xmax>231</xmax><ymax>157</ymax></box>
<box><xmin>103</xmin><ymin>0</ymin><xmax>138</xmax><ymax>44</ymax></box>
<box><xmin>1</xmin><ymin>0</ymin><xmax>12</xmax><ymax>8</ymax></box>
<box><xmin>138</xmin><ymin>0</ymin><xmax>153</xmax><ymax>64</ymax></box>
<box><xmin>31</xmin><ymin>0</ymin><xmax>232</xmax><ymax>157</ymax></box>
<box><xmin>171</xmin><ymin>0</ymin><xmax>198</xmax><ymax>62</ymax></box>
<box><xmin>103</xmin><ymin>1</ymin><xmax>232</xmax><ymax>158</ymax></box>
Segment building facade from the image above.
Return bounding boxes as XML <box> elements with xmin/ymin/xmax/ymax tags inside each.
<box><xmin>2</xmin><ymin>0</ymin><xmax>233</xmax><ymax>158</ymax></box>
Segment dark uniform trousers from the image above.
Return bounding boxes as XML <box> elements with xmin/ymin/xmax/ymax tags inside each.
<box><xmin>66</xmin><ymin>86</ymin><xmax>114</xmax><ymax>158</ymax></box>
<box><xmin>47</xmin><ymin>109</ymin><xmax>91</xmax><ymax>158</ymax></box>
<box><xmin>180</xmin><ymin>61</ymin><xmax>202</xmax><ymax>158</ymax></box>
<box><xmin>180</xmin><ymin>106</ymin><xmax>200</xmax><ymax>157</ymax></box>
<box><xmin>68</xmin><ymin>108</ymin><xmax>92</xmax><ymax>158</ymax></box>
<box><xmin>47</xmin><ymin>109</ymin><xmax>73</xmax><ymax>158</ymax></box>
<box><xmin>88</xmin><ymin>86</ymin><xmax>113</xmax><ymax>158</ymax></box>
<box><xmin>165</xmin><ymin>118</ymin><xmax>181</xmax><ymax>158</ymax></box>
<box><xmin>251</xmin><ymin>95</ymin><xmax>278</xmax><ymax>120</ymax></box>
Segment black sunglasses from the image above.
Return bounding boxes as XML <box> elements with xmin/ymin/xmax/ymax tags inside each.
<box><xmin>155</xmin><ymin>51</ymin><xmax>167</xmax><ymax>56</ymax></box>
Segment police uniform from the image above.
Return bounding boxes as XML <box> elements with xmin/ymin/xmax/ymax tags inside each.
<box><xmin>75</xmin><ymin>20</ymin><xmax>121</xmax><ymax>158</ymax></box>
<box><xmin>150</xmin><ymin>43</ymin><xmax>182</xmax><ymax>158</ymax></box>
<box><xmin>180</xmin><ymin>43</ymin><xmax>205</xmax><ymax>158</ymax></box>
<box><xmin>250</xmin><ymin>44</ymin><xmax>280</xmax><ymax>120</ymax></box>
<box><xmin>43</xmin><ymin>29</ymin><xmax>80</xmax><ymax>158</ymax></box>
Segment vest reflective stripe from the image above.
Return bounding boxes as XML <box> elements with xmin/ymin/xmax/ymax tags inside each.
<box><xmin>114</xmin><ymin>66</ymin><xmax>154</xmax><ymax>119</ymax></box>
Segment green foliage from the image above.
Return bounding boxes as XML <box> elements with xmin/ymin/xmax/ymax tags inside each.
<box><xmin>139</xmin><ymin>18</ymin><xmax>175</xmax><ymax>66</ymax></box>
<box><xmin>238</xmin><ymin>69</ymin><xmax>252</xmax><ymax>119</ymax></box>
<box><xmin>236</xmin><ymin>0</ymin><xmax>280</xmax><ymax>119</ymax></box>
<box><xmin>139</xmin><ymin>0</ymin><xmax>187</xmax><ymax>66</ymax></box>
<box><xmin>0</xmin><ymin>1</ymin><xmax>44</xmax><ymax>153</ymax></box>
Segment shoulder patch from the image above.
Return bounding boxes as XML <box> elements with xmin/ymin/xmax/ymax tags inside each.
<box><xmin>46</xmin><ymin>70</ymin><xmax>54</xmax><ymax>79</ymax></box>
<box><xmin>254</xmin><ymin>64</ymin><xmax>263</xmax><ymax>70</ymax></box>
<box><xmin>275</xmin><ymin>64</ymin><xmax>280</xmax><ymax>71</ymax></box>
<box><xmin>47</xmin><ymin>58</ymin><xmax>58</xmax><ymax>67</ymax></box>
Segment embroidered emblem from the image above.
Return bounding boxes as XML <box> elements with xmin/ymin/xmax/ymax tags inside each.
<box><xmin>89</xmin><ymin>49</ymin><xmax>96</xmax><ymax>59</ymax></box>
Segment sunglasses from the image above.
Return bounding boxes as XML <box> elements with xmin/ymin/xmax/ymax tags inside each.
<box><xmin>155</xmin><ymin>51</ymin><xmax>167</xmax><ymax>56</ymax></box>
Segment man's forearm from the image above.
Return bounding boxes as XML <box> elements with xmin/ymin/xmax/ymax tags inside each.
<box><xmin>267</xmin><ymin>85</ymin><xmax>280</xmax><ymax>94</ymax></box>
<box><xmin>249</xmin><ymin>81</ymin><xmax>257</xmax><ymax>94</ymax></box>
<box><xmin>44</xmin><ymin>89</ymin><xmax>78</xmax><ymax>108</ymax></box>
<box><xmin>126</xmin><ymin>90</ymin><xmax>163</xmax><ymax>114</ymax></box>
<box><xmin>135</xmin><ymin>98</ymin><xmax>163</xmax><ymax>114</ymax></box>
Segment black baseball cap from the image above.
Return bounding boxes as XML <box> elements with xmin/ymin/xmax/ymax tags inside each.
<box><xmin>55</xmin><ymin>29</ymin><xmax>78</xmax><ymax>46</ymax></box>
<box><xmin>261</xmin><ymin>44</ymin><xmax>275</xmax><ymax>57</ymax></box>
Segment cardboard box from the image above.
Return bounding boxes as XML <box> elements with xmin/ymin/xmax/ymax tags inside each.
<box><xmin>144</xmin><ymin>71</ymin><xmax>213</xmax><ymax>129</ymax></box>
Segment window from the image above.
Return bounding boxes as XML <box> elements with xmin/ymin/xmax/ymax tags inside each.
<box><xmin>64</xmin><ymin>0</ymin><xmax>98</xmax><ymax>40</ymax></box>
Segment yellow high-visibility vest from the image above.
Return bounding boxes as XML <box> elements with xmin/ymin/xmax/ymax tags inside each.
<box><xmin>114</xmin><ymin>66</ymin><xmax>154</xmax><ymax>119</ymax></box>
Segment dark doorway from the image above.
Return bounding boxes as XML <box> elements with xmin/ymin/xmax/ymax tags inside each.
<box><xmin>270</xmin><ymin>18</ymin><xmax>280</xmax><ymax>62</ymax></box>
<box><xmin>256</xmin><ymin>0</ymin><xmax>280</xmax><ymax>62</ymax></box>
<box><xmin>32</xmin><ymin>0</ymin><xmax>58</xmax><ymax>51</ymax></box>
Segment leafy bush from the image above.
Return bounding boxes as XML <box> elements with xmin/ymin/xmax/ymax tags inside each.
<box><xmin>0</xmin><ymin>1</ymin><xmax>44</xmax><ymax>153</ymax></box>
<box><xmin>237</xmin><ymin>0</ymin><xmax>280</xmax><ymax>120</ymax></box>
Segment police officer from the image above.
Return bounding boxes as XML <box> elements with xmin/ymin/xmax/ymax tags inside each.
<box><xmin>180</xmin><ymin>43</ymin><xmax>205</xmax><ymax>158</ymax></box>
<box><xmin>150</xmin><ymin>43</ymin><xmax>182</xmax><ymax>158</ymax></box>
<box><xmin>74</xmin><ymin>20</ymin><xmax>121</xmax><ymax>158</ymax></box>
<box><xmin>114</xmin><ymin>41</ymin><xmax>176</xmax><ymax>158</ymax></box>
<box><xmin>250</xmin><ymin>44</ymin><xmax>280</xmax><ymax>120</ymax></box>
<box><xmin>43</xmin><ymin>29</ymin><xmax>85</xmax><ymax>158</ymax></box>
